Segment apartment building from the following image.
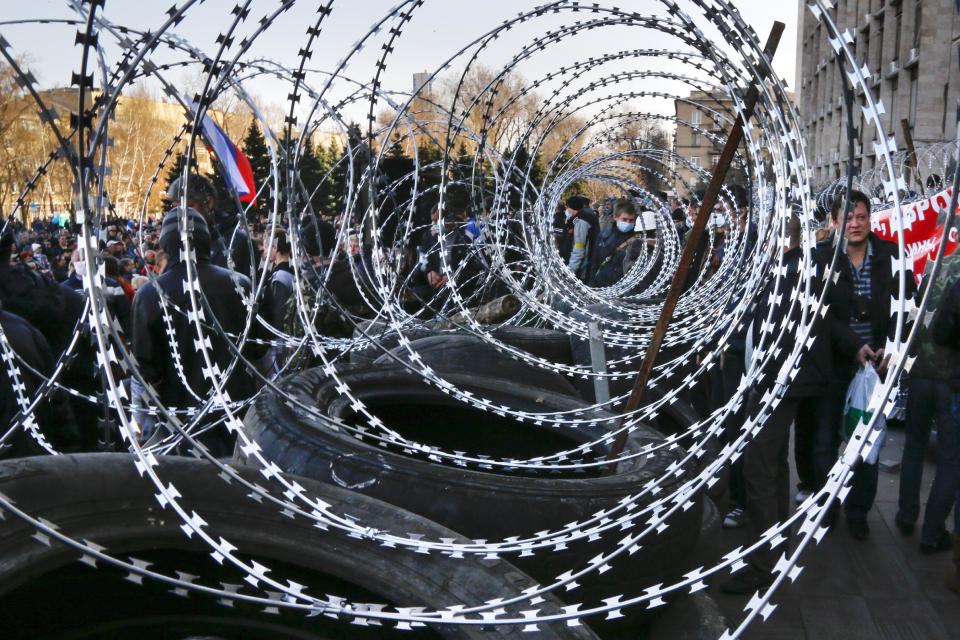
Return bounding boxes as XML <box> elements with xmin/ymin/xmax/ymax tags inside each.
<box><xmin>795</xmin><ymin>0</ymin><xmax>960</xmax><ymax>184</ymax></box>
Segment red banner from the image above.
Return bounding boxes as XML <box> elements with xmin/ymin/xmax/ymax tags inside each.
<box><xmin>871</xmin><ymin>188</ymin><xmax>959</xmax><ymax>282</ymax></box>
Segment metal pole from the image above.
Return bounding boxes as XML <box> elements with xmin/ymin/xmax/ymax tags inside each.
<box><xmin>901</xmin><ymin>118</ymin><xmax>923</xmax><ymax>192</ymax></box>
<box><xmin>588</xmin><ymin>321</ymin><xmax>610</xmax><ymax>404</ymax></box>
<box><xmin>605</xmin><ymin>22</ymin><xmax>785</xmax><ymax>466</ymax></box>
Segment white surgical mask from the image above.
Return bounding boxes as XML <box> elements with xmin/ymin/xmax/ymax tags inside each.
<box><xmin>616</xmin><ymin>221</ymin><xmax>635</xmax><ymax>233</ymax></box>
<box><xmin>565</xmin><ymin>208</ymin><xmax>575</xmax><ymax>220</ymax></box>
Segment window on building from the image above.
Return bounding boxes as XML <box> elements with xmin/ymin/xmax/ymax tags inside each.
<box><xmin>908</xmin><ymin>67</ymin><xmax>918</xmax><ymax>126</ymax></box>
<box><xmin>875</xmin><ymin>19</ymin><xmax>884</xmax><ymax>72</ymax></box>
<box><xmin>710</xmin><ymin>155</ymin><xmax>719</xmax><ymax>167</ymax></box>
<box><xmin>913</xmin><ymin>1</ymin><xmax>922</xmax><ymax>48</ymax></box>
<box><xmin>943</xmin><ymin>83</ymin><xmax>950</xmax><ymax>135</ymax></box>
<box><xmin>690</xmin><ymin>156</ymin><xmax>701</xmax><ymax>168</ymax></box>
<box><xmin>889</xmin><ymin>77</ymin><xmax>900</xmax><ymax>134</ymax></box>
<box><xmin>893</xmin><ymin>7</ymin><xmax>902</xmax><ymax>61</ymax></box>
<box><xmin>692</xmin><ymin>130</ymin><xmax>701</xmax><ymax>146</ymax></box>
<box><xmin>691</xmin><ymin>110</ymin><xmax>701</xmax><ymax>127</ymax></box>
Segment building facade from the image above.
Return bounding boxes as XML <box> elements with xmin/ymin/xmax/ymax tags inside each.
<box><xmin>795</xmin><ymin>0</ymin><xmax>960</xmax><ymax>185</ymax></box>
<box><xmin>672</xmin><ymin>89</ymin><xmax>790</xmax><ymax>195</ymax></box>
<box><xmin>673</xmin><ymin>90</ymin><xmax>736</xmax><ymax>191</ymax></box>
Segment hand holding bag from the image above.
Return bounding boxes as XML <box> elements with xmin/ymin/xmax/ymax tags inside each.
<box><xmin>842</xmin><ymin>364</ymin><xmax>887</xmax><ymax>465</ymax></box>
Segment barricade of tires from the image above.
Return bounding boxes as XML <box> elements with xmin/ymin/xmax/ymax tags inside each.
<box><xmin>0</xmin><ymin>453</ymin><xmax>599</xmax><ymax>640</ymax></box>
<box><xmin>241</xmin><ymin>333</ymin><xmax>711</xmax><ymax>637</ymax></box>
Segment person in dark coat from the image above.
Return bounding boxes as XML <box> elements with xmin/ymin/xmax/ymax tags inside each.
<box><xmin>560</xmin><ymin>195</ymin><xmax>599</xmax><ymax>281</ymax></box>
<box><xmin>0</xmin><ymin>228</ymin><xmax>102</xmax><ymax>450</ymax></box>
<box><xmin>896</xmin><ymin>251</ymin><xmax>960</xmax><ymax>540</ymax></box>
<box><xmin>721</xmin><ymin>214</ymin><xmax>832</xmax><ymax>594</ymax></box>
<box><xmin>131</xmin><ymin>208</ymin><xmax>269</xmax><ymax>456</ymax></box>
<box><xmin>923</xmin><ymin>271</ymin><xmax>960</xmax><ymax>558</ymax></box>
<box><xmin>589</xmin><ymin>198</ymin><xmax>640</xmax><ymax>287</ymax></box>
<box><xmin>258</xmin><ymin>230</ymin><xmax>295</xmax><ymax>376</ymax></box>
<box><xmin>0</xmin><ymin>304</ymin><xmax>80</xmax><ymax>457</ymax></box>
<box><xmin>814</xmin><ymin>190</ymin><xmax>916</xmax><ymax>540</ymax></box>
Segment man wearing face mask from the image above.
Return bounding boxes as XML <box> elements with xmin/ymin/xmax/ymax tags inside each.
<box><xmin>561</xmin><ymin>195</ymin><xmax>599</xmax><ymax>281</ymax></box>
<box><xmin>589</xmin><ymin>198</ymin><xmax>640</xmax><ymax>287</ymax></box>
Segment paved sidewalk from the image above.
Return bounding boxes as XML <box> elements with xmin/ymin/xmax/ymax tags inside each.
<box><xmin>711</xmin><ymin>425</ymin><xmax>958</xmax><ymax>639</ymax></box>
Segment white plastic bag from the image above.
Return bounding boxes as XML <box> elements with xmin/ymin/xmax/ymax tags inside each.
<box><xmin>842</xmin><ymin>364</ymin><xmax>887</xmax><ymax>465</ymax></box>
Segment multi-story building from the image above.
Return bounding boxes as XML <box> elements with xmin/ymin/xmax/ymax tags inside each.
<box><xmin>673</xmin><ymin>89</ymin><xmax>792</xmax><ymax>194</ymax></box>
<box><xmin>795</xmin><ymin>0</ymin><xmax>960</xmax><ymax>185</ymax></box>
<box><xmin>674</xmin><ymin>90</ymin><xmax>733</xmax><ymax>190</ymax></box>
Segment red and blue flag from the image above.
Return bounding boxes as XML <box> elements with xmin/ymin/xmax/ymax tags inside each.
<box><xmin>199</xmin><ymin>113</ymin><xmax>257</xmax><ymax>205</ymax></box>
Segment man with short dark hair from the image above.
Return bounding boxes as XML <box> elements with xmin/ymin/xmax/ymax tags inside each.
<box><xmin>814</xmin><ymin>190</ymin><xmax>916</xmax><ymax>540</ymax></box>
<box><xmin>589</xmin><ymin>198</ymin><xmax>639</xmax><ymax>287</ymax></box>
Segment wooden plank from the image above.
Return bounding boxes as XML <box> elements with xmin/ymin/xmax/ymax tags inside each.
<box><xmin>606</xmin><ymin>21</ymin><xmax>785</xmax><ymax>464</ymax></box>
<box><xmin>846</xmin><ymin>541</ymin><xmax>922</xmax><ymax>599</ymax></box>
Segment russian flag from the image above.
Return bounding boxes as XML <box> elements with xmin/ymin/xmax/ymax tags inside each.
<box><xmin>199</xmin><ymin>113</ymin><xmax>257</xmax><ymax>205</ymax></box>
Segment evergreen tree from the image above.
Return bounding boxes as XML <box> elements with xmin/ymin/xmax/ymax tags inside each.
<box><xmin>163</xmin><ymin>150</ymin><xmax>198</xmax><ymax>194</ymax></box>
<box><xmin>554</xmin><ymin>148</ymin><xmax>585</xmax><ymax>202</ymax></box>
<box><xmin>326</xmin><ymin>139</ymin><xmax>347</xmax><ymax>217</ymax></box>
<box><xmin>454</xmin><ymin>140</ymin><xmax>475</xmax><ymax>181</ymax></box>
<box><xmin>298</xmin><ymin>135</ymin><xmax>324</xmax><ymax>214</ymax></box>
<box><xmin>313</xmin><ymin>139</ymin><xmax>333</xmax><ymax>216</ymax></box>
<box><xmin>507</xmin><ymin>145</ymin><xmax>544</xmax><ymax>208</ymax></box>
<box><xmin>418</xmin><ymin>141</ymin><xmax>445</xmax><ymax>195</ymax></box>
<box><xmin>242</xmin><ymin>121</ymin><xmax>271</xmax><ymax>219</ymax></box>
<box><xmin>275</xmin><ymin>130</ymin><xmax>295</xmax><ymax>217</ymax></box>
<box><xmin>388</xmin><ymin>130</ymin><xmax>406</xmax><ymax>159</ymax></box>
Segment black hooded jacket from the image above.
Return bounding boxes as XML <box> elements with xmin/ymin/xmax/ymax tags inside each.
<box><xmin>131</xmin><ymin>210</ymin><xmax>268</xmax><ymax>410</ymax></box>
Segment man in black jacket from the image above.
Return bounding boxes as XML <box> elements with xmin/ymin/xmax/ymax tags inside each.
<box><xmin>721</xmin><ymin>214</ymin><xmax>833</xmax><ymax>593</ymax></box>
<box><xmin>0</xmin><ymin>228</ymin><xmax>101</xmax><ymax>450</ymax></box>
<box><xmin>589</xmin><ymin>198</ymin><xmax>640</xmax><ymax>287</ymax></box>
<box><xmin>131</xmin><ymin>208</ymin><xmax>268</xmax><ymax>456</ymax></box>
<box><xmin>814</xmin><ymin>190</ymin><xmax>916</xmax><ymax>540</ymax></box>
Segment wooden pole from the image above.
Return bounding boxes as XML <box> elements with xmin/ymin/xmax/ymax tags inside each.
<box><xmin>605</xmin><ymin>22</ymin><xmax>785</xmax><ymax>467</ymax></box>
<box><xmin>900</xmin><ymin>118</ymin><xmax>923</xmax><ymax>192</ymax></box>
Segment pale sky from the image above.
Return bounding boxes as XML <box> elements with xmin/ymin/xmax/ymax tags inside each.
<box><xmin>0</xmin><ymin>1</ymin><xmax>800</xmax><ymax>127</ymax></box>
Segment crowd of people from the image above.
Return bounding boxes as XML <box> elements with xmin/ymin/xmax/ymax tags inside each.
<box><xmin>0</xmin><ymin>175</ymin><xmax>957</xmax><ymax>594</ymax></box>
<box><xmin>705</xmin><ymin>190</ymin><xmax>958</xmax><ymax>596</ymax></box>
<box><xmin>0</xmin><ymin>172</ymin><xmax>387</xmax><ymax>456</ymax></box>
<box><xmin>554</xmin><ymin>185</ymin><xmax>957</xmax><ymax>595</ymax></box>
